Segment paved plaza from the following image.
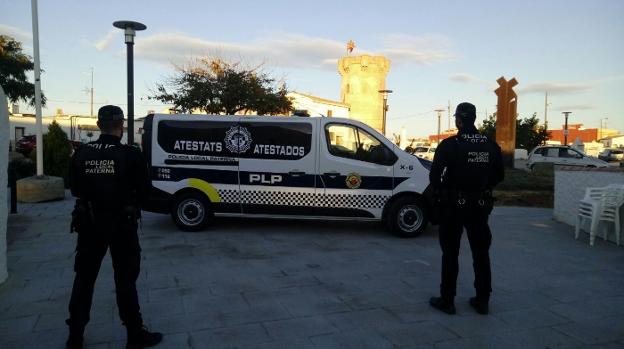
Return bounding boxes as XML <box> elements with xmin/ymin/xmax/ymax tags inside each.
<box><xmin>0</xmin><ymin>195</ymin><xmax>623</xmax><ymax>348</ymax></box>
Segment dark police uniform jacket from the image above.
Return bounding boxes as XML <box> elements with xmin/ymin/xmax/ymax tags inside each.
<box><xmin>70</xmin><ymin>134</ymin><xmax>149</xmax><ymax>214</ymax></box>
<box><xmin>429</xmin><ymin>127</ymin><xmax>504</xmax><ymax>203</ymax></box>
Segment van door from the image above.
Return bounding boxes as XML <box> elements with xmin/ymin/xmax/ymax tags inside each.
<box><xmin>318</xmin><ymin>121</ymin><xmax>397</xmax><ymax>219</ymax></box>
<box><xmin>238</xmin><ymin>118</ymin><xmax>317</xmax><ymax>215</ymax></box>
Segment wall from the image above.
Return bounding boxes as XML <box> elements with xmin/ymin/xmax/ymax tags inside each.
<box><xmin>554</xmin><ymin>166</ymin><xmax>624</xmax><ymax>244</ymax></box>
<box><xmin>0</xmin><ymin>87</ymin><xmax>9</xmax><ymax>284</ymax></box>
<box><xmin>9</xmin><ymin>115</ymin><xmax>144</xmax><ymax>145</ymax></box>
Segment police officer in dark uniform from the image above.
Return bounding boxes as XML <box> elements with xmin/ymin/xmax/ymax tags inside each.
<box><xmin>428</xmin><ymin>102</ymin><xmax>504</xmax><ymax>315</ymax></box>
<box><xmin>66</xmin><ymin>105</ymin><xmax>162</xmax><ymax>349</ymax></box>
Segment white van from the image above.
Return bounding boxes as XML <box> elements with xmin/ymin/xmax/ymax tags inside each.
<box><xmin>141</xmin><ymin>114</ymin><xmax>434</xmax><ymax>237</ymax></box>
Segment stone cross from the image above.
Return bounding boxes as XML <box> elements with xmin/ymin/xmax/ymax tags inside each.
<box><xmin>495</xmin><ymin>76</ymin><xmax>518</xmax><ymax>167</ymax></box>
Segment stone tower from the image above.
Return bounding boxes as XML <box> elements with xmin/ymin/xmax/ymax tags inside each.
<box><xmin>338</xmin><ymin>55</ymin><xmax>391</xmax><ymax>134</ymax></box>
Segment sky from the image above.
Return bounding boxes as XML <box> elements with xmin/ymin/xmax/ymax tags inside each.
<box><xmin>1</xmin><ymin>0</ymin><xmax>623</xmax><ymax>138</ymax></box>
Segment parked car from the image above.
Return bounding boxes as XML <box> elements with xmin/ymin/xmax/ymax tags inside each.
<box><xmin>15</xmin><ymin>135</ymin><xmax>36</xmax><ymax>155</ymax></box>
<box><xmin>409</xmin><ymin>146</ymin><xmax>436</xmax><ymax>161</ymax></box>
<box><xmin>15</xmin><ymin>135</ymin><xmax>84</xmax><ymax>155</ymax></box>
<box><xmin>598</xmin><ymin>149</ymin><xmax>624</xmax><ymax>162</ymax></box>
<box><xmin>526</xmin><ymin>145</ymin><xmax>609</xmax><ymax>170</ymax></box>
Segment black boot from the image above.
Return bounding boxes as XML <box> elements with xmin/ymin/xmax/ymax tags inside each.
<box><xmin>469</xmin><ymin>297</ymin><xmax>489</xmax><ymax>315</ymax></box>
<box><xmin>429</xmin><ymin>296</ymin><xmax>456</xmax><ymax>315</ymax></box>
<box><xmin>126</xmin><ymin>326</ymin><xmax>163</xmax><ymax>349</ymax></box>
<box><xmin>66</xmin><ymin>326</ymin><xmax>84</xmax><ymax>349</ymax></box>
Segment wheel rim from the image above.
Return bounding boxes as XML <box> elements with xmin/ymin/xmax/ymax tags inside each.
<box><xmin>177</xmin><ymin>198</ymin><xmax>204</xmax><ymax>226</ymax></box>
<box><xmin>397</xmin><ymin>205</ymin><xmax>423</xmax><ymax>233</ymax></box>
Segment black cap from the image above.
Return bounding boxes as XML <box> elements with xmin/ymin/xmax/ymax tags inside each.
<box><xmin>454</xmin><ymin>102</ymin><xmax>476</xmax><ymax>124</ymax></box>
<box><xmin>98</xmin><ymin>105</ymin><xmax>124</xmax><ymax>121</ymax></box>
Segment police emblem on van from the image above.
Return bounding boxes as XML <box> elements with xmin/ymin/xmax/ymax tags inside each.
<box><xmin>225</xmin><ymin>126</ymin><xmax>252</xmax><ymax>153</ymax></box>
<box><xmin>345</xmin><ymin>172</ymin><xmax>362</xmax><ymax>189</ymax></box>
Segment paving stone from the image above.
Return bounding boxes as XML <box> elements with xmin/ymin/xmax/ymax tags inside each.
<box><xmin>191</xmin><ymin>323</ymin><xmax>272</xmax><ymax>348</ymax></box>
<box><xmin>435</xmin><ymin>313</ymin><xmax>512</xmax><ymax>338</ymax></box>
<box><xmin>263</xmin><ymin>315</ymin><xmax>337</xmax><ymax>340</ymax></box>
<box><xmin>376</xmin><ymin>320</ymin><xmax>458</xmax><ymax>346</ymax></box>
<box><xmin>3</xmin><ymin>200</ymin><xmax>624</xmax><ymax>348</ymax></box>
<box><xmin>553</xmin><ymin>316</ymin><xmax>624</xmax><ymax>345</ymax></box>
<box><xmin>325</xmin><ymin>308</ymin><xmax>400</xmax><ymax>331</ymax></box>
<box><xmin>493</xmin><ymin>308</ymin><xmax>570</xmax><ymax>329</ymax></box>
<box><xmin>498</xmin><ymin>327</ymin><xmax>584</xmax><ymax>348</ymax></box>
<box><xmin>310</xmin><ymin>328</ymin><xmax>395</xmax><ymax>349</ymax></box>
<box><xmin>433</xmin><ymin>335</ymin><xmax>526</xmax><ymax>349</ymax></box>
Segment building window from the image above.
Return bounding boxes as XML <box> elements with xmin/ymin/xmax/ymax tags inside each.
<box><xmin>15</xmin><ymin>127</ymin><xmax>25</xmax><ymax>141</ymax></box>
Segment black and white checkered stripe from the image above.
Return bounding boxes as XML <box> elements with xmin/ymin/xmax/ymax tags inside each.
<box><xmin>218</xmin><ymin>189</ymin><xmax>388</xmax><ymax>209</ymax></box>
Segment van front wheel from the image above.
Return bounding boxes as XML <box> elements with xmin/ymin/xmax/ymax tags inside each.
<box><xmin>387</xmin><ymin>197</ymin><xmax>428</xmax><ymax>238</ymax></box>
<box><xmin>171</xmin><ymin>191</ymin><xmax>211</xmax><ymax>232</ymax></box>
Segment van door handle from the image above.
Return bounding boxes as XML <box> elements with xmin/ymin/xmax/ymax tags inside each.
<box><xmin>323</xmin><ymin>171</ymin><xmax>340</xmax><ymax>179</ymax></box>
<box><xmin>289</xmin><ymin>171</ymin><xmax>305</xmax><ymax>177</ymax></box>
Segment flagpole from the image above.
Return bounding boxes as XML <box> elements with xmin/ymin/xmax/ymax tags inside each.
<box><xmin>31</xmin><ymin>0</ymin><xmax>44</xmax><ymax>176</ymax></box>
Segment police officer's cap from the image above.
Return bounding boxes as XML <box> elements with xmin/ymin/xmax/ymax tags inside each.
<box><xmin>98</xmin><ymin>105</ymin><xmax>124</xmax><ymax>121</ymax></box>
<box><xmin>454</xmin><ymin>102</ymin><xmax>476</xmax><ymax>124</ymax></box>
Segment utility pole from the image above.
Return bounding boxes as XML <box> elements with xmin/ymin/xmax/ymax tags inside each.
<box><xmin>544</xmin><ymin>91</ymin><xmax>549</xmax><ymax>128</ymax></box>
<box><xmin>435</xmin><ymin>108</ymin><xmax>445</xmax><ymax>144</ymax></box>
<box><xmin>599</xmin><ymin>118</ymin><xmax>608</xmax><ymax>140</ymax></box>
<box><xmin>89</xmin><ymin>67</ymin><xmax>94</xmax><ymax>117</ymax></box>
<box><xmin>562</xmin><ymin>111</ymin><xmax>571</xmax><ymax>145</ymax></box>
<box><xmin>447</xmin><ymin>100</ymin><xmax>451</xmax><ymax>130</ymax></box>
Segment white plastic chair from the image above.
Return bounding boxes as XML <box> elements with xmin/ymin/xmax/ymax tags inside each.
<box><xmin>596</xmin><ymin>186</ymin><xmax>624</xmax><ymax>246</ymax></box>
<box><xmin>575</xmin><ymin>184</ymin><xmax>624</xmax><ymax>246</ymax></box>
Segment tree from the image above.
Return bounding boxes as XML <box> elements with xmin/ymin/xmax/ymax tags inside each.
<box><xmin>151</xmin><ymin>58</ymin><xmax>292</xmax><ymax>115</ymax></box>
<box><xmin>0</xmin><ymin>35</ymin><xmax>46</xmax><ymax>106</ymax></box>
<box><xmin>479</xmin><ymin>113</ymin><xmax>549</xmax><ymax>151</ymax></box>
<box><xmin>29</xmin><ymin>121</ymin><xmax>72</xmax><ymax>184</ymax></box>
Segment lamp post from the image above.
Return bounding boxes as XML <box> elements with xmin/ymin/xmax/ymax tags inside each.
<box><xmin>378</xmin><ymin>90</ymin><xmax>393</xmax><ymax>135</ymax></box>
<box><xmin>599</xmin><ymin>117</ymin><xmax>608</xmax><ymax>140</ymax></box>
<box><xmin>113</xmin><ymin>20</ymin><xmax>146</xmax><ymax>146</ymax></box>
<box><xmin>434</xmin><ymin>109</ymin><xmax>445</xmax><ymax>145</ymax></box>
<box><xmin>561</xmin><ymin>111</ymin><xmax>571</xmax><ymax>145</ymax></box>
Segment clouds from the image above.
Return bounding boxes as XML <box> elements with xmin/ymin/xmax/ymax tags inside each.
<box><xmin>92</xmin><ymin>31</ymin><xmax>454</xmax><ymax>70</ymax></box>
<box><xmin>94</xmin><ymin>29</ymin><xmax>119</xmax><ymax>51</ymax></box>
<box><xmin>0</xmin><ymin>24</ymin><xmax>32</xmax><ymax>43</ymax></box>
<box><xmin>519</xmin><ymin>81</ymin><xmax>592</xmax><ymax>95</ymax></box>
<box><xmin>555</xmin><ymin>104</ymin><xmax>593</xmax><ymax>111</ymax></box>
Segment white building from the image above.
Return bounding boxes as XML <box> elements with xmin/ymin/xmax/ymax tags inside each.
<box><xmin>9</xmin><ymin>113</ymin><xmax>144</xmax><ymax>146</ymax></box>
<box><xmin>599</xmin><ymin>135</ymin><xmax>624</xmax><ymax>148</ymax></box>
<box><xmin>287</xmin><ymin>91</ymin><xmax>349</xmax><ymax>118</ymax></box>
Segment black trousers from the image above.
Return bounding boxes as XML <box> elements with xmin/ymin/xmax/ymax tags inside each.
<box><xmin>67</xmin><ymin>212</ymin><xmax>142</xmax><ymax>329</ymax></box>
<box><xmin>438</xmin><ymin>203</ymin><xmax>492</xmax><ymax>302</ymax></box>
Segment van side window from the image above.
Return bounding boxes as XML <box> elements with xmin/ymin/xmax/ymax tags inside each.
<box><xmin>326</xmin><ymin>124</ymin><xmax>397</xmax><ymax>166</ymax></box>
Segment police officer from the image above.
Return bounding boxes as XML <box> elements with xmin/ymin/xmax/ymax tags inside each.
<box><xmin>66</xmin><ymin>105</ymin><xmax>162</xmax><ymax>349</ymax></box>
<box><xmin>428</xmin><ymin>102</ymin><xmax>504</xmax><ymax>315</ymax></box>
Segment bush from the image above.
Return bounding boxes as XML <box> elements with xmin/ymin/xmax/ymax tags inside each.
<box><xmin>8</xmin><ymin>157</ymin><xmax>35</xmax><ymax>182</ymax></box>
<box><xmin>28</xmin><ymin>121</ymin><xmax>72</xmax><ymax>186</ymax></box>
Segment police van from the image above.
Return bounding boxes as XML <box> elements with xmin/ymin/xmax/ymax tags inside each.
<box><xmin>141</xmin><ymin>114</ymin><xmax>433</xmax><ymax>237</ymax></box>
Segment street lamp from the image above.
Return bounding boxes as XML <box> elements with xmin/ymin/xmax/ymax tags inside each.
<box><xmin>561</xmin><ymin>111</ymin><xmax>572</xmax><ymax>145</ymax></box>
<box><xmin>599</xmin><ymin>117</ymin><xmax>608</xmax><ymax>140</ymax></box>
<box><xmin>378</xmin><ymin>89</ymin><xmax>393</xmax><ymax>135</ymax></box>
<box><xmin>113</xmin><ymin>20</ymin><xmax>146</xmax><ymax>146</ymax></box>
<box><xmin>434</xmin><ymin>109</ymin><xmax>445</xmax><ymax>145</ymax></box>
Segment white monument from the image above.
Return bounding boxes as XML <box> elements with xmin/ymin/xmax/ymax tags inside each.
<box><xmin>0</xmin><ymin>86</ymin><xmax>9</xmax><ymax>284</ymax></box>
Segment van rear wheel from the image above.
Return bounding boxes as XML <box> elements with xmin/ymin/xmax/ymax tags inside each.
<box><xmin>386</xmin><ymin>197</ymin><xmax>428</xmax><ymax>238</ymax></box>
<box><xmin>171</xmin><ymin>191</ymin><xmax>211</xmax><ymax>232</ymax></box>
